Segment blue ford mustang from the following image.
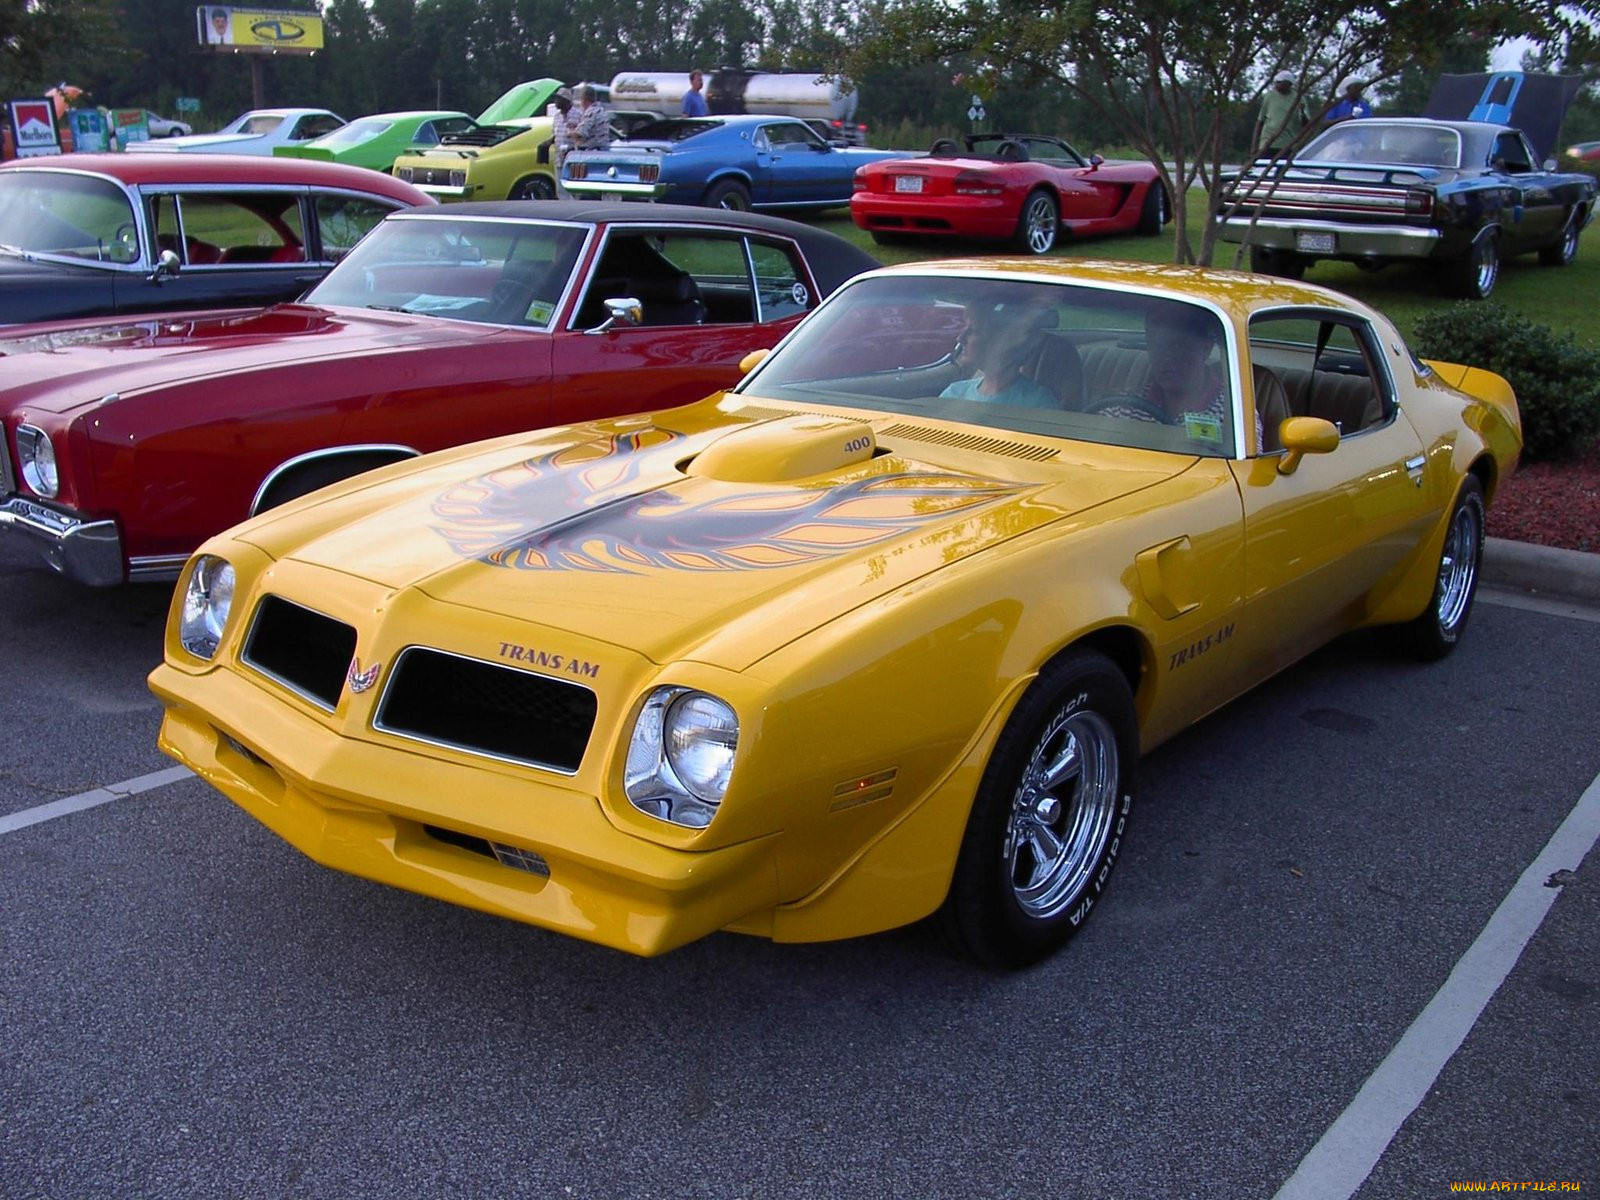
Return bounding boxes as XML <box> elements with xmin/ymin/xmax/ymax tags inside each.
<box><xmin>562</xmin><ymin>115</ymin><xmax>902</xmax><ymax>212</ymax></box>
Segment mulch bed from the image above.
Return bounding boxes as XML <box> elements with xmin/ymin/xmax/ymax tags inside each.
<box><xmin>1488</xmin><ymin>436</ymin><xmax>1600</xmax><ymax>554</ymax></box>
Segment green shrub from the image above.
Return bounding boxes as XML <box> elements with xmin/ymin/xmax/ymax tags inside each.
<box><xmin>1412</xmin><ymin>303</ymin><xmax>1600</xmax><ymax>461</ymax></box>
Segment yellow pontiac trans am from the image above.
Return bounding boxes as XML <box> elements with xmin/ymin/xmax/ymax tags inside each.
<box><xmin>149</xmin><ymin>260</ymin><xmax>1521</xmax><ymax>968</ymax></box>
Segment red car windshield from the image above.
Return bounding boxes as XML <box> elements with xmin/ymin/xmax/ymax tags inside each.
<box><xmin>303</xmin><ymin>215</ymin><xmax>587</xmax><ymax>329</ymax></box>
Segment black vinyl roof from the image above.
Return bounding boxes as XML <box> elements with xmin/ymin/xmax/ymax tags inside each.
<box><xmin>396</xmin><ymin>201</ymin><xmax>880</xmax><ymax>295</ymax></box>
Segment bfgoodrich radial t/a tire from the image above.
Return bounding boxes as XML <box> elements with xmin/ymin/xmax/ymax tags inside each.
<box><xmin>1393</xmin><ymin>475</ymin><xmax>1485</xmax><ymax>661</ymax></box>
<box><xmin>941</xmin><ymin>648</ymin><xmax>1136</xmax><ymax>969</ymax></box>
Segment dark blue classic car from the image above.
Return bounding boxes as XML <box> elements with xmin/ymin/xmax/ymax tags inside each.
<box><xmin>562</xmin><ymin>115</ymin><xmax>901</xmax><ymax>211</ymax></box>
<box><xmin>0</xmin><ymin>154</ymin><xmax>430</xmax><ymax>324</ymax></box>
<box><xmin>1219</xmin><ymin>116</ymin><xmax>1596</xmax><ymax>299</ymax></box>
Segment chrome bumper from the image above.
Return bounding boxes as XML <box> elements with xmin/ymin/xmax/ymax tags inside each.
<box><xmin>1218</xmin><ymin>216</ymin><xmax>1442</xmax><ymax>259</ymax></box>
<box><xmin>0</xmin><ymin>494</ymin><xmax>126</xmax><ymax>586</ymax></box>
<box><xmin>563</xmin><ymin>179</ymin><xmax>665</xmax><ymax>200</ymax></box>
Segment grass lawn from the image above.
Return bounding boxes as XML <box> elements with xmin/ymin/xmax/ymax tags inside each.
<box><xmin>807</xmin><ymin>189</ymin><xmax>1599</xmax><ymax>347</ymax></box>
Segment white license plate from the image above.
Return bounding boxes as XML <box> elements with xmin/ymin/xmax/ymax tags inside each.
<box><xmin>601</xmin><ymin>191</ymin><xmax>623</xmax><ymax>202</ymax></box>
<box><xmin>894</xmin><ymin>175</ymin><xmax>924</xmax><ymax>194</ymax></box>
<box><xmin>1296</xmin><ymin>232</ymin><xmax>1336</xmax><ymax>253</ymax></box>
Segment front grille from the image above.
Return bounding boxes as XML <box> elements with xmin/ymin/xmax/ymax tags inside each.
<box><xmin>375</xmin><ymin>647</ymin><xmax>597</xmax><ymax>774</ymax></box>
<box><xmin>241</xmin><ymin>596</ymin><xmax>358</xmax><ymax>711</ymax></box>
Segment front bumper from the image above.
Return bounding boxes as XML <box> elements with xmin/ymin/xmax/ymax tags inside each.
<box><xmin>1217</xmin><ymin>215</ymin><xmax>1442</xmax><ymax>259</ymax></box>
<box><xmin>150</xmin><ymin>660</ymin><xmax>782</xmax><ymax>956</ymax></box>
<box><xmin>0</xmin><ymin>495</ymin><xmax>125</xmax><ymax>585</ymax></box>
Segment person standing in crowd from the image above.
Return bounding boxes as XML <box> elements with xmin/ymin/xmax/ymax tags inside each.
<box><xmin>1323</xmin><ymin>78</ymin><xmax>1373</xmax><ymax>126</ymax></box>
<box><xmin>682</xmin><ymin>70</ymin><xmax>709</xmax><ymax>117</ymax></box>
<box><xmin>569</xmin><ymin>85</ymin><xmax>612</xmax><ymax>153</ymax></box>
<box><xmin>1253</xmin><ymin>69</ymin><xmax>1309</xmax><ymax>160</ymax></box>
<box><xmin>546</xmin><ymin>87</ymin><xmax>573</xmax><ymax>197</ymax></box>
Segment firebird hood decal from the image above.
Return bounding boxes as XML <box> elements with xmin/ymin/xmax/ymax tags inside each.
<box><xmin>429</xmin><ymin>428</ymin><xmax>1023</xmax><ymax>573</ymax></box>
<box><xmin>274</xmin><ymin>417</ymin><xmax>1188</xmax><ymax>668</ymax></box>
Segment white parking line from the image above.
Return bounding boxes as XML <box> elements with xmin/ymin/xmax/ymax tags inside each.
<box><xmin>1274</xmin><ymin>768</ymin><xmax>1600</xmax><ymax>1200</ymax></box>
<box><xmin>0</xmin><ymin>765</ymin><xmax>193</xmax><ymax>836</ymax></box>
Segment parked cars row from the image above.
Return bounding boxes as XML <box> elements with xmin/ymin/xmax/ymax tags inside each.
<box><xmin>0</xmin><ymin>94</ymin><xmax>1534</xmax><ymax>970</ymax></box>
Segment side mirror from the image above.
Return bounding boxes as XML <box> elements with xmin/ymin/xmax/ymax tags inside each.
<box><xmin>584</xmin><ymin>296</ymin><xmax>643</xmax><ymax>335</ymax></box>
<box><xmin>1089</xmin><ymin>154</ymin><xmax>1105</xmax><ymax>169</ymax></box>
<box><xmin>738</xmin><ymin>348</ymin><xmax>770</xmax><ymax>374</ymax></box>
<box><xmin>149</xmin><ymin>248</ymin><xmax>181</xmax><ymax>282</ymax></box>
<box><xmin>1276</xmin><ymin>415</ymin><xmax>1340</xmax><ymax>474</ymax></box>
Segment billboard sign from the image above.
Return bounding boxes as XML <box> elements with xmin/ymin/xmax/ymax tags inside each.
<box><xmin>9</xmin><ymin>99</ymin><xmax>62</xmax><ymax>157</ymax></box>
<box><xmin>196</xmin><ymin>6</ymin><xmax>324</xmax><ymax>52</ymax></box>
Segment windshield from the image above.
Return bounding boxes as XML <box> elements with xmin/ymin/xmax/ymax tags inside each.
<box><xmin>740</xmin><ymin>274</ymin><xmax>1245</xmax><ymax>458</ymax></box>
<box><xmin>303</xmin><ymin>215</ymin><xmax>588</xmax><ymax>329</ymax></box>
<box><xmin>0</xmin><ymin>171</ymin><xmax>140</xmax><ymax>264</ymax></box>
<box><xmin>1301</xmin><ymin>122</ymin><xmax>1462</xmax><ymax>168</ymax></box>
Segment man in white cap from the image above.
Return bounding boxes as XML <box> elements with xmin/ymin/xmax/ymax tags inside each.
<box><xmin>1254</xmin><ymin>69</ymin><xmax>1309</xmax><ymax>160</ymax></box>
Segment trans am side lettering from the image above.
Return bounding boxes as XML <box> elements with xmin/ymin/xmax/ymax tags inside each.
<box><xmin>497</xmin><ymin>641</ymin><xmax>601</xmax><ymax>678</ymax></box>
<box><xmin>1168</xmin><ymin>622</ymin><xmax>1236</xmax><ymax>672</ymax></box>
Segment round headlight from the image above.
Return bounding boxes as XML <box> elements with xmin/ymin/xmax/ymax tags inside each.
<box><xmin>16</xmin><ymin>425</ymin><xmax>58</xmax><ymax>498</ymax></box>
<box><xmin>179</xmin><ymin>555</ymin><xmax>236</xmax><ymax>660</ymax></box>
<box><xmin>664</xmin><ymin>693</ymin><xmax>739</xmax><ymax>802</ymax></box>
<box><xmin>624</xmin><ymin>686</ymin><xmax>740</xmax><ymax>827</ymax></box>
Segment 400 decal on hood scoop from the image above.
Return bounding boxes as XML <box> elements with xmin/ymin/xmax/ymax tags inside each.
<box><xmin>252</xmin><ymin>413</ymin><xmax>1189</xmax><ymax>669</ymax></box>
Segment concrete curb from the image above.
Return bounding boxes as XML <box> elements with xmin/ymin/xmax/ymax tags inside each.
<box><xmin>1483</xmin><ymin>537</ymin><xmax>1600</xmax><ymax>605</ymax></box>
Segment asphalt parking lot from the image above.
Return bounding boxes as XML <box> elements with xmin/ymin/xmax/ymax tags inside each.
<box><xmin>1</xmin><ymin>539</ymin><xmax>1596</xmax><ymax>1200</ymax></box>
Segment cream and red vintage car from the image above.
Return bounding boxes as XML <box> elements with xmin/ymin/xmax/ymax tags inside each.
<box><xmin>149</xmin><ymin>261</ymin><xmax>1520</xmax><ymax>968</ymax></box>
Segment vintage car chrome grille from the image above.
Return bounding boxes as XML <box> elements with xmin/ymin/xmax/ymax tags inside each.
<box><xmin>241</xmin><ymin>596</ymin><xmax>358</xmax><ymax>712</ymax></box>
<box><xmin>374</xmin><ymin>647</ymin><xmax>597</xmax><ymax>774</ymax></box>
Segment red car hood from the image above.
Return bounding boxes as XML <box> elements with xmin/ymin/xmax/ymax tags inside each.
<box><xmin>0</xmin><ymin>305</ymin><xmax>501</xmax><ymax>417</ymax></box>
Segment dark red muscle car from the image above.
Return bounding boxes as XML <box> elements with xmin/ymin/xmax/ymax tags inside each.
<box><xmin>0</xmin><ymin>201</ymin><xmax>878</xmax><ymax>584</ymax></box>
<box><xmin>850</xmin><ymin>133</ymin><xmax>1172</xmax><ymax>255</ymax></box>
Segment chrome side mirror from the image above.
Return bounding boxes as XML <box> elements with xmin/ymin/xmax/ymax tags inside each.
<box><xmin>584</xmin><ymin>296</ymin><xmax>643</xmax><ymax>335</ymax></box>
<box><xmin>149</xmin><ymin>248</ymin><xmax>181</xmax><ymax>283</ymax></box>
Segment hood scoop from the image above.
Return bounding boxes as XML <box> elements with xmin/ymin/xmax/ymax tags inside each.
<box><xmin>685</xmin><ymin>414</ymin><xmax>877</xmax><ymax>483</ymax></box>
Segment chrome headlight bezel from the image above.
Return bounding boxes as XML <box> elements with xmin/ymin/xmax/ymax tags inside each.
<box><xmin>15</xmin><ymin>425</ymin><xmax>58</xmax><ymax>498</ymax></box>
<box><xmin>623</xmin><ymin>686</ymin><xmax>739</xmax><ymax>829</ymax></box>
<box><xmin>178</xmin><ymin>554</ymin><xmax>237</xmax><ymax>660</ymax></box>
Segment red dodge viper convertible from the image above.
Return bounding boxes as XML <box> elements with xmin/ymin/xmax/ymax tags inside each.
<box><xmin>850</xmin><ymin>133</ymin><xmax>1171</xmax><ymax>255</ymax></box>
